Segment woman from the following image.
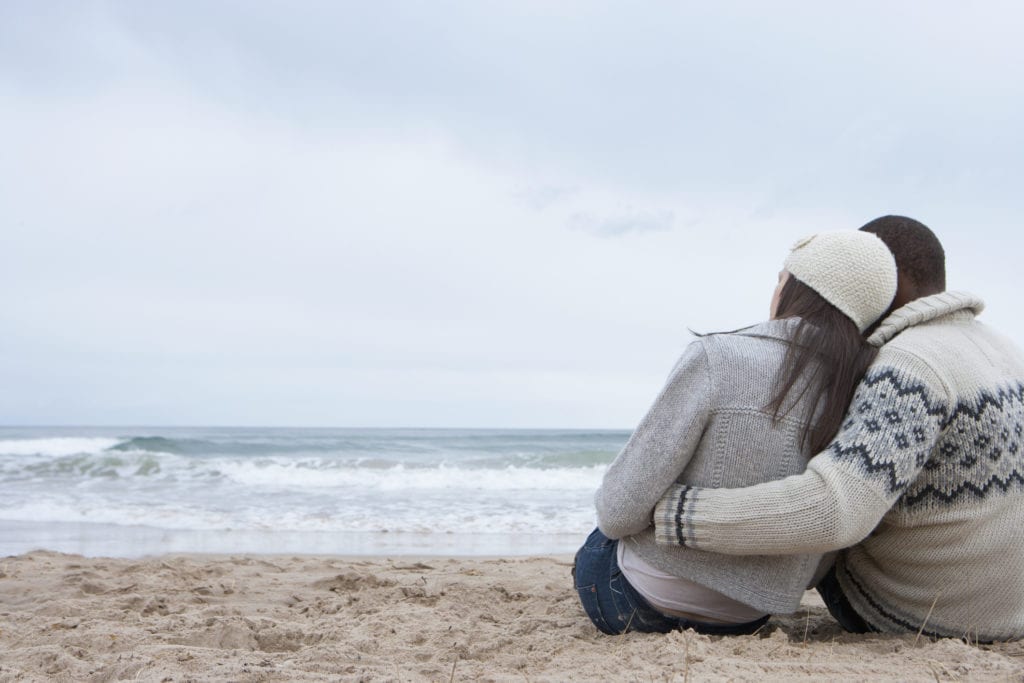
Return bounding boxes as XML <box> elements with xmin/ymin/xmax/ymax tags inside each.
<box><xmin>574</xmin><ymin>231</ymin><xmax>898</xmax><ymax>635</ymax></box>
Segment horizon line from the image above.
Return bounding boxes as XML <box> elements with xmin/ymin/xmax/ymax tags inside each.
<box><xmin>0</xmin><ymin>424</ymin><xmax>634</xmax><ymax>432</ymax></box>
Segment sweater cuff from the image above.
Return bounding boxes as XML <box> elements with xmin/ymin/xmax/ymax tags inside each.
<box><xmin>653</xmin><ymin>484</ymin><xmax>697</xmax><ymax>547</ymax></box>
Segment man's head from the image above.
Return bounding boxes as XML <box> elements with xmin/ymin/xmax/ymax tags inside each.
<box><xmin>858</xmin><ymin>215</ymin><xmax>946</xmax><ymax>309</ymax></box>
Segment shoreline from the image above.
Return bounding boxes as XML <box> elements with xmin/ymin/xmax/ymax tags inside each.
<box><xmin>2</xmin><ymin>551</ymin><xmax>1022</xmax><ymax>681</ymax></box>
<box><xmin>0</xmin><ymin>520</ymin><xmax>585</xmax><ymax>559</ymax></box>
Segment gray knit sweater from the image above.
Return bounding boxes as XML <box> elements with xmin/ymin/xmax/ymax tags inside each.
<box><xmin>654</xmin><ymin>292</ymin><xmax>1024</xmax><ymax>641</ymax></box>
<box><xmin>595</xmin><ymin>318</ymin><xmax>828</xmax><ymax>615</ymax></box>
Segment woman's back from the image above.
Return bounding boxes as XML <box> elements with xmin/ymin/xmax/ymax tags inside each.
<box><xmin>578</xmin><ymin>229</ymin><xmax>898</xmax><ymax>634</ymax></box>
<box><xmin>596</xmin><ymin>318</ymin><xmax>826</xmax><ymax>614</ymax></box>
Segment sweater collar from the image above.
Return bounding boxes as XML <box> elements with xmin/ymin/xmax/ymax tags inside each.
<box><xmin>867</xmin><ymin>291</ymin><xmax>985</xmax><ymax>347</ymax></box>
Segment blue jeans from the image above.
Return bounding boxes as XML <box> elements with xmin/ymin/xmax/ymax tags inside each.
<box><xmin>572</xmin><ymin>528</ymin><xmax>770</xmax><ymax>636</ymax></box>
<box><xmin>815</xmin><ymin>565</ymin><xmax>875</xmax><ymax>634</ymax></box>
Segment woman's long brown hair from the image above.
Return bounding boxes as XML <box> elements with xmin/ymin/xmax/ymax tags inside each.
<box><xmin>768</xmin><ymin>276</ymin><xmax>880</xmax><ymax>454</ymax></box>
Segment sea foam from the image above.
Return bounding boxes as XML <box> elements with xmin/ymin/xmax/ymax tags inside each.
<box><xmin>0</xmin><ymin>437</ymin><xmax>122</xmax><ymax>458</ymax></box>
<box><xmin>0</xmin><ymin>427</ymin><xmax>626</xmax><ymax>555</ymax></box>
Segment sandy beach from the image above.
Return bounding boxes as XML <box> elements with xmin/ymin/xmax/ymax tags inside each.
<box><xmin>0</xmin><ymin>552</ymin><xmax>1021</xmax><ymax>682</ymax></box>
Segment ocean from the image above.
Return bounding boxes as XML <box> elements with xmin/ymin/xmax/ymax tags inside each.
<box><xmin>0</xmin><ymin>427</ymin><xmax>628</xmax><ymax>558</ymax></box>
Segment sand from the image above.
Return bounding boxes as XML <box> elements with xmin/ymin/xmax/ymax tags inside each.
<box><xmin>1</xmin><ymin>551</ymin><xmax>1022</xmax><ymax>682</ymax></box>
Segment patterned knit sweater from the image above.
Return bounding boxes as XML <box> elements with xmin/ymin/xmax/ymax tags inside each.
<box><xmin>653</xmin><ymin>291</ymin><xmax>1024</xmax><ymax>641</ymax></box>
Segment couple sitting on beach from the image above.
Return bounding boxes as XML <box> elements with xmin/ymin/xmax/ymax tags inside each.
<box><xmin>575</xmin><ymin>215</ymin><xmax>1024</xmax><ymax>642</ymax></box>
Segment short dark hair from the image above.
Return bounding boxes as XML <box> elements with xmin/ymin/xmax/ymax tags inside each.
<box><xmin>858</xmin><ymin>215</ymin><xmax>946</xmax><ymax>294</ymax></box>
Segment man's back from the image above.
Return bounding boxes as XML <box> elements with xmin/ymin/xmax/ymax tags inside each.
<box><xmin>838</xmin><ymin>292</ymin><xmax>1024</xmax><ymax>640</ymax></box>
<box><xmin>654</xmin><ymin>291</ymin><xmax>1024</xmax><ymax>641</ymax></box>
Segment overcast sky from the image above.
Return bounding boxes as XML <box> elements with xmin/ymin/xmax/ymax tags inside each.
<box><xmin>2</xmin><ymin>2</ymin><xmax>1022</xmax><ymax>428</ymax></box>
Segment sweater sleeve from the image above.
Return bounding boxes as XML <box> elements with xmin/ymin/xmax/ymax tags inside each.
<box><xmin>653</xmin><ymin>357</ymin><xmax>951</xmax><ymax>554</ymax></box>
<box><xmin>595</xmin><ymin>341</ymin><xmax>713</xmax><ymax>539</ymax></box>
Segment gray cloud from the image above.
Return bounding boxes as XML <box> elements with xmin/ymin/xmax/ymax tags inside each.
<box><xmin>1</xmin><ymin>1</ymin><xmax>1022</xmax><ymax>427</ymax></box>
<box><xmin>6</xmin><ymin>2</ymin><xmax>1022</xmax><ymax>204</ymax></box>
<box><xmin>567</xmin><ymin>209</ymin><xmax>675</xmax><ymax>238</ymax></box>
<box><xmin>514</xmin><ymin>184</ymin><xmax>578</xmax><ymax>211</ymax></box>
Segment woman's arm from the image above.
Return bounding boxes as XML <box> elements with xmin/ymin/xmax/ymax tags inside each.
<box><xmin>595</xmin><ymin>341</ymin><xmax>714</xmax><ymax>539</ymax></box>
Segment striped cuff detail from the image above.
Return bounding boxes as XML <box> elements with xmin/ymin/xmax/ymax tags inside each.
<box><xmin>653</xmin><ymin>485</ymin><xmax>694</xmax><ymax>547</ymax></box>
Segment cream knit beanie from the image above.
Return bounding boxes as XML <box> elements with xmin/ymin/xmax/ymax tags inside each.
<box><xmin>784</xmin><ymin>231</ymin><xmax>898</xmax><ymax>332</ymax></box>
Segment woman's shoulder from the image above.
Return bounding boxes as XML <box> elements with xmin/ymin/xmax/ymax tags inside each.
<box><xmin>676</xmin><ymin>319</ymin><xmax>800</xmax><ymax>408</ymax></box>
<box><xmin>695</xmin><ymin>318</ymin><xmax>798</xmax><ymax>357</ymax></box>
<box><xmin>678</xmin><ymin>320</ymin><xmax>796</xmax><ymax>383</ymax></box>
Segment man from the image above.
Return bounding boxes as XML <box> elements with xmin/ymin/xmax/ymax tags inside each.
<box><xmin>653</xmin><ymin>215</ymin><xmax>1024</xmax><ymax>641</ymax></box>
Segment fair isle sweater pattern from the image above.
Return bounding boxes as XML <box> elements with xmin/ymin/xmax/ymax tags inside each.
<box><xmin>825</xmin><ymin>368</ymin><xmax>1024</xmax><ymax>510</ymax></box>
<box><xmin>826</xmin><ymin>366</ymin><xmax>948</xmax><ymax>498</ymax></box>
<box><xmin>909</xmin><ymin>382</ymin><xmax>1024</xmax><ymax>507</ymax></box>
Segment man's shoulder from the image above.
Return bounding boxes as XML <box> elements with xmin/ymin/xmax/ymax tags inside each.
<box><xmin>876</xmin><ymin>317</ymin><xmax>1024</xmax><ymax>400</ymax></box>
